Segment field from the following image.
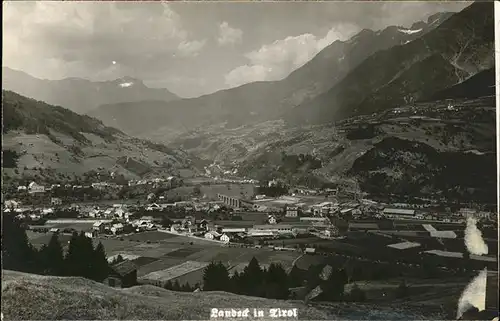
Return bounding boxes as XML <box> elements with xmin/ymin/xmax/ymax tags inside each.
<box><xmin>200</xmin><ymin>183</ymin><xmax>255</xmax><ymax>200</ymax></box>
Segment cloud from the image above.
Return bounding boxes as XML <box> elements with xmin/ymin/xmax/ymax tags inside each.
<box><xmin>224</xmin><ymin>23</ymin><xmax>358</xmax><ymax>87</ymax></box>
<box><xmin>177</xmin><ymin>39</ymin><xmax>207</xmax><ymax>57</ymax></box>
<box><xmin>217</xmin><ymin>21</ymin><xmax>243</xmax><ymax>46</ymax></box>
<box><xmin>2</xmin><ymin>2</ymin><xmax>205</xmax><ymax>80</ymax></box>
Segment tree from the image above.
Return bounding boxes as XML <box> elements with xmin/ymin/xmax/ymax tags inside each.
<box><xmin>172</xmin><ymin>280</ymin><xmax>181</xmax><ymax>291</ymax></box>
<box><xmin>164</xmin><ymin>280</ymin><xmax>173</xmax><ymax>290</ymax></box>
<box><xmin>240</xmin><ymin>257</ymin><xmax>265</xmax><ymax>297</ymax></box>
<box><xmin>348</xmin><ymin>284</ymin><xmax>366</xmax><ymax>302</ymax></box>
<box><xmin>203</xmin><ymin>261</ymin><xmax>230</xmax><ymax>291</ymax></box>
<box><xmin>39</xmin><ymin>233</ymin><xmax>64</xmax><ymax>275</ymax></box>
<box><xmin>92</xmin><ymin>242</ymin><xmax>110</xmax><ymax>282</ymax></box>
<box><xmin>2</xmin><ymin>214</ymin><xmax>39</xmax><ymax>273</ymax></box>
<box><xmin>160</xmin><ymin>217</ymin><xmax>174</xmax><ymax>228</ymax></box>
<box><xmin>265</xmin><ymin>263</ymin><xmax>290</xmax><ymax>299</ymax></box>
<box><xmin>321</xmin><ymin>268</ymin><xmax>348</xmax><ymax>301</ymax></box>
<box><xmin>287</xmin><ymin>265</ymin><xmax>305</xmax><ymax>288</ymax></box>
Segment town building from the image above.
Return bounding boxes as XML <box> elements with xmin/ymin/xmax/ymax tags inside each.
<box><xmin>382</xmin><ymin>208</ymin><xmax>416</xmax><ymax>219</ymax></box>
<box><xmin>204</xmin><ymin>231</ymin><xmax>221</xmax><ymax>240</ymax></box>
<box><xmin>268</xmin><ymin>215</ymin><xmax>278</xmax><ymax>224</ymax></box>
<box><xmin>28</xmin><ymin>182</ymin><xmax>45</xmax><ymax>194</ymax></box>
<box><xmin>285</xmin><ymin>206</ymin><xmax>299</xmax><ymax>217</ymax></box>
<box><xmin>104</xmin><ymin>260</ymin><xmax>137</xmax><ymax>288</ymax></box>
<box><xmin>220</xmin><ymin>233</ymin><xmax>231</xmax><ymax>243</ymax></box>
<box><xmin>51</xmin><ymin>197</ymin><xmax>63</xmax><ymax>206</ymax></box>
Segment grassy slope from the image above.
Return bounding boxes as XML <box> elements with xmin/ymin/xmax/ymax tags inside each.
<box><xmin>2</xmin><ymin>270</ymin><xmax>454</xmax><ymax>320</ymax></box>
<box><xmin>2</xmin><ymin>91</ymin><xmax>192</xmax><ymax>181</ymax></box>
<box><xmin>2</xmin><ymin>270</ymin><xmax>330</xmax><ymax>320</ymax></box>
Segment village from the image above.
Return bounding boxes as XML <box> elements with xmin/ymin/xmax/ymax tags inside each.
<box><xmin>3</xmin><ymin>173</ymin><xmax>498</xmax><ymax>294</ymax></box>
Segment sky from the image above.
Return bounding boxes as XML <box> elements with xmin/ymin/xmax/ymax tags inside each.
<box><xmin>3</xmin><ymin>1</ymin><xmax>470</xmax><ymax>98</ymax></box>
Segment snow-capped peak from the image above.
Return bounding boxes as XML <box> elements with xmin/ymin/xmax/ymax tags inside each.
<box><xmin>119</xmin><ymin>82</ymin><xmax>134</xmax><ymax>88</ymax></box>
<box><xmin>398</xmin><ymin>28</ymin><xmax>423</xmax><ymax>35</ymax></box>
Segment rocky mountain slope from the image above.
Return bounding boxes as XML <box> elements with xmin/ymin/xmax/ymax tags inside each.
<box><xmin>88</xmin><ymin>12</ymin><xmax>453</xmax><ymax>138</ymax></box>
<box><xmin>2</xmin><ymin>270</ymin><xmax>452</xmax><ymax>320</ymax></box>
<box><xmin>2</xmin><ymin>91</ymin><xmax>192</xmax><ymax>182</ymax></box>
<box><xmin>2</xmin><ymin>67</ymin><xmax>179</xmax><ymax>115</ymax></box>
<box><xmin>285</xmin><ymin>2</ymin><xmax>493</xmax><ymax>126</ymax></box>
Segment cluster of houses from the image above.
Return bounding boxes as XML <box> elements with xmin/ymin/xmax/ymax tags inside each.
<box><xmin>128</xmin><ymin>176</ymin><xmax>179</xmax><ymax>188</ymax></box>
<box><xmin>216</xmin><ymin>194</ymin><xmax>495</xmax><ymax>223</ymax></box>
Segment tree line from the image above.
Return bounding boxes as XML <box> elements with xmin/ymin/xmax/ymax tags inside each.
<box><xmin>201</xmin><ymin>257</ymin><xmax>414</xmax><ymax>302</ymax></box>
<box><xmin>3</xmin><ymin>214</ymin><xmax>110</xmax><ymax>282</ymax></box>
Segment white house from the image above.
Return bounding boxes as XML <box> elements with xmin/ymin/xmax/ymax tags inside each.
<box><xmin>28</xmin><ymin>182</ymin><xmax>45</xmax><ymax>194</ymax></box>
<box><xmin>111</xmin><ymin>223</ymin><xmax>124</xmax><ymax>235</ymax></box>
<box><xmin>268</xmin><ymin>215</ymin><xmax>278</xmax><ymax>224</ymax></box>
<box><xmin>4</xmin><ymin>200</ymin><xmax>19</xmax><ymax>209</ymax></box>
<box><xmin>220</xmin><ymin>233</ymin><xmax>231</xmax><ymax>243</ymax></box>
<box><xmin>204</xmin><ymin>231</ymin><xmax>221</xmax><ymax>240</ymax></box>
<box><xmin>17</xmin><ymin>186</ymin><xmax>27</xmax><ymax>192</ymax></box>
<box><xmin>285</xmin><ymin>206</ymin><xmax>299</xmax><ymax>217</ymax></box>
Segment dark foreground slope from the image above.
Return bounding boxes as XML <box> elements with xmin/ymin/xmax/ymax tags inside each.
<box><xmin>2</xmin><ymin>270</ymin><xmax>452</xmax><ymax>320</ymax></box>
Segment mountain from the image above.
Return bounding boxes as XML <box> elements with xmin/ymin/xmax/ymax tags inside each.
<box><xmin>424</xmin><ymin>67</ymin><xmax>495</xmax><ymax>101</ymax></box>
<box><xmin>174</xmin><ymin>96</ymin><xmax>496</xmax><ymax>204</ymax></box>
<box><xmin>2</xmin><ymin>90</ymin><xmax>192</xmax><ymax>182</ymax></box>
<box><xmin>1</xmin><ymin>67</ymin><xmax>179</xmax><ymax>114</ymax></box>
<box><xmin>285</xmin><ymin>2</ymin><xmax>494</xmax><ymax>126</ymax></box>
<box><xmin>2</xmin><ymin>270</ymin><xmax>453</xmax><ymax>320</ymax></box>
<box><xmin>88</xmin><ymin>12</ymin><xmax>453</xmax><ymax>138</ymax></box>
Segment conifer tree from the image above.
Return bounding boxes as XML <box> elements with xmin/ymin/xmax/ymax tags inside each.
<box><xmin>288</xmin><ymin>265</ymin><xmax>305</xmax><ymax>288</ymax></box>
<box><xmin>203</xmin><ymin>261</ymin><xmax>230</xmax><ymax>291</ymax></box>
<box><xmin>39</xmin><ymin>233</ymin><xmax>64</xmax><ymax>275</ymax></box>
<box><xmin>172</xmin><ymin>280</ymin><xmax>181</xmax><ymax>291</ymax></box>
<box><xmin>164</xmin><ymin>280</ymin><xmax>173</xmax><ymax>290</ymax></box>
<box><xmin>92</xmin><ymin>242</ymin><xmax>110</xmax><ymax>282</ymax></box>
<box><xmin>3</xmin><ymin>214</ymin><xmax>38</xmax><ymax>273</ymax></box>
<box><xmin>265</xmin><ymin>263</ymin><xmax>290</xmax><ymax>299</ymax></box>
<box><xmin>240</xmin><ymin>257</ymin><xmax>265</xmax><ymax>296</ymax></box>
<box><xmin>64</xmin><ymin>232</ymin><xmax>81</xmax><ymax>276</ymax></box>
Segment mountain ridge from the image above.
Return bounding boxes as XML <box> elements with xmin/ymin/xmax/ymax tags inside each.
<box><xmin>1</xmin><ymin>67</ymin><xmax>180</xmax><ymax>115</ymax></box>
<box><xmin>87</xmin><ymin>11</ymin><xmax>454</xmax><ymax>138</ymax></box>
<box><xmin>2</xmin><ymin>90</ymin><xmax>192</xmax><ymax>182</ymax></box>
<box><xmin>284</xmin><ymin>2</ymin><xmax>493</xmax><ymax>126</ymax></box>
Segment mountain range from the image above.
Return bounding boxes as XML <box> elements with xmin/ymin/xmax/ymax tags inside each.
<box><xmin>85</xmin><ymin>11</ymin><xmax>455</xmax><ymax>137</ymax></box>
<box><xmin>285</xmin><ymin>2</ymin><xmax>494</xmax><ymax>126</ymax></box>
<box><xmin>1</xmin><ymin>67</ymin><xmax>179</xmax><ymax>115</ymax></box>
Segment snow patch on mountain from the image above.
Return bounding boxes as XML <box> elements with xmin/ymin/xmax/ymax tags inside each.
<box><xmin>398</xmin><ymin>28</ymin><xmax>422</xmax><ymax>35</ymax></box>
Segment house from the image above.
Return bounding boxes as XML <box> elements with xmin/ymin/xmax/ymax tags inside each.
<box><xmin>93</xmin><ymin>221</ymin><xmax>111</xmax><ymax>232</ymax></box>
<box><xmin>4</xmin><ymin>200</ymin><xmax>19</xmax><ymax>209</ymax></box>
<box><xmin>111</xmin><ymin>223</ymin><xmax>124</xmax><ymax>235</ymax></box>
<box><xmin>205</xmin><ymin>231</ymin><xmax>221</xmax><ymax>240</ymax></box>
<box><xmin>28</xmin><ymin>182</ymin><xmax>45</xmax><ymax>194</ymax></box>
<box><xmin>85</xmin><ymin>231</ymin><xmax>97</xmax><ymax>238</ymax></box>
<box><xmin>268</xmin><ymin>215</ymin><xmax>278</xmax><ymax>224</ymax></box>
<box><xmin>324</xmin><ymin>227</ymin><xmax>339</xmax><ymax>237</ymax></box>
<box><xmin>51</xmin><ymin>197</ymin><xmax>63</xmax><ymax>206</ymax></box>
<box><xmin>220</xmin><ymin>233</ymin><xmax>232</xmax><ymax>243</ymax></box>
<box><xmin>104</xmin><ymin>260</ymin><xmax>137</xmax><ymax>288</ymax></box>
<box><xmin>17</xmin><ymin>186</ymin><xmax>27</xmax><ymax>192</ymax></box>
<box><xmin>286</xmin><ymin>206</ymin><xmax>299</xmax><ymax>218</ymax></box>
